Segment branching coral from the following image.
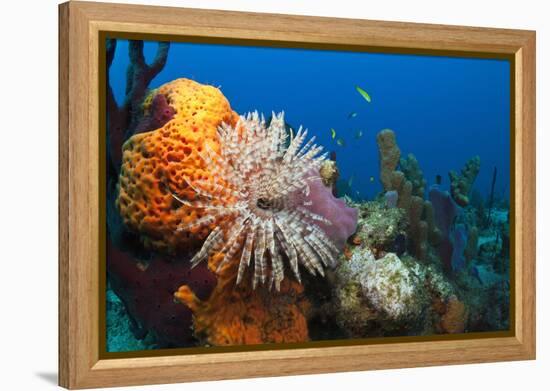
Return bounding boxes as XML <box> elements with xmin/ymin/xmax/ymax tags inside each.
<box><xmin>173</xmin><ymin>111</ymin><xmax>343</xmax><ymax>291</ymax></box>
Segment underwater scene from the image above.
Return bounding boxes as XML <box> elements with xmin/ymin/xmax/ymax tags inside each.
<box><xmin>105</xmin><ymin>39</ymin><xmax>511</xmax><ymax>353</ymax></box>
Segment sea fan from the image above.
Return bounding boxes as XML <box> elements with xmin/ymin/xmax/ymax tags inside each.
<box><xmin>172</xmin><ymin>111</ymin><xmax>340</xmax><ymax>291</ymax></box>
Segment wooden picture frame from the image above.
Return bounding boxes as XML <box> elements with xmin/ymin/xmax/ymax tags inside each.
<box><xmin>58</xmin><ymin>1</ymin><xmax>536</xmax><ymax>389</ymax></box>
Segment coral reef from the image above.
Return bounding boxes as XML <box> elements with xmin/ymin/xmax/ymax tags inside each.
<box><xmin>449</xmin><ymin>156</ymin><xmax>481</xmax><ymax>207</ymax></box>
<box><xmin>103</xmin><ymin>48</ymin><xmax>510</xmax><ymax>348</ymax></box>
<box><xmin>117</xmin><ymin>78</ymin><xmax>240</xmax><ymax>252</ymax></box>
<box><xmin>172</xmin><ymin>111</ymin><xmax>357</xmax><ymax>290</ymax></box>
<box><xmin>110</xmin><ymin>76</ymin><xmax>359</xmax><ymax>348</ymax></box>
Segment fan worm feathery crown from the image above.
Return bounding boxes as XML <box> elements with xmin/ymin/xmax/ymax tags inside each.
<box><xmin>173</xmin><ymin>111</ymin><xmax>340</xmax><ymax>290</ymax></box>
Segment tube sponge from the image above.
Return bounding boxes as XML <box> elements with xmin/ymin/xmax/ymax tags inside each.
<box><xmin>449</xmin><ymin>156</ymin><xmax>481</xmax><ymax>207</ymax></box>
<box><xmin>376</xmin><ymin>129</ymin><xmax>401</xmax><ymax>191</ymax></box>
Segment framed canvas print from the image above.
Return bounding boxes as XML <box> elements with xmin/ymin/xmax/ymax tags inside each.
<box><xmin>58</xmin><ymin>1</ymin><xmax>536</xmax><ymax>389</ymax></box>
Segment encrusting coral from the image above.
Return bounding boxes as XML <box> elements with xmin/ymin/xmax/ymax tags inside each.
<box><xmin>117</xmin><ymin>78</ymin><xmax>240</xmax><ymax>252</ymax></box>
<box><xmin>449</xmin><ymin>156</ymin><xmax>481</xmax><ymax>207</ymax></box>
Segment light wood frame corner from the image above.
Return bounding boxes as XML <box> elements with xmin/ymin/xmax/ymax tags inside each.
<box><xmin>59</xmin><ymin>1</ymin><xmax>536</xmax><ymax>389</ymax></box>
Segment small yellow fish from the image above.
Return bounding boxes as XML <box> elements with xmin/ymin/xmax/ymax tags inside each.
<box><xmin>348</xmin><ymin>112</ymin><xmax>358</xmax><ymax>119</ymax></box>
<box><xmin>355</xmin><ymin>130</ymin><xmax>363</xmax><ymax>139</ymax></box>
<box><xmin>356</xmin><ymin>85</ymin><xmax>372</xmax><ymax>103</ymax></box>
<box><xmin>330</xmin><ymin>128</ymin><xmax>337</xmax><ymax>139</ymax></box>
<box><xmin>369</xmin><ymin>176</ymin><xmax>375</xmax><ymax>182</ymax></box>
<box><xmin>337</xmin><ymin>138</ymin><xmax>345</xmax><ymax>147</ymax></box>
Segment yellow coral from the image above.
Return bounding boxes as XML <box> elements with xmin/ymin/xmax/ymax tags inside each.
<box><xmin>174</xmin><ymin>253</ymin><xmax>310</xmax><ymax>346</ymax></box>
<box><xmin>117</xmin><ymin>78</ymin><xmax>240</xmax><ymax>251</ymax></box>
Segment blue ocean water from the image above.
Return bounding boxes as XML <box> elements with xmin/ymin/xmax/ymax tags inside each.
<box><xmin>109</xmin><ymin>40</ymin><xmax>510</xmax><ymax>201</ymax></box>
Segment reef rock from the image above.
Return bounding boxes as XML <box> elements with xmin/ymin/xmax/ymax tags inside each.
<box><xmin>334</xmin><ymin>247</ymin><xmax>430</xmax><ymax>336</ymax></box>
<box><xmin>354</xmin><ymin>200</ymin><xmax>406</xmax><ymax>253</ymax></box>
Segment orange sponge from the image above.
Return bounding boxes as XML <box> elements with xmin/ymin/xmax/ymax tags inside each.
<box><xmin>117</xmin><ymin>78</ymin><xmax>239</xmax><ymax>251</ymax></box>
<box><xmin>174</xmin><ymin>253</ymin><xmax>310</xmax><ymax>346</ymax></box>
